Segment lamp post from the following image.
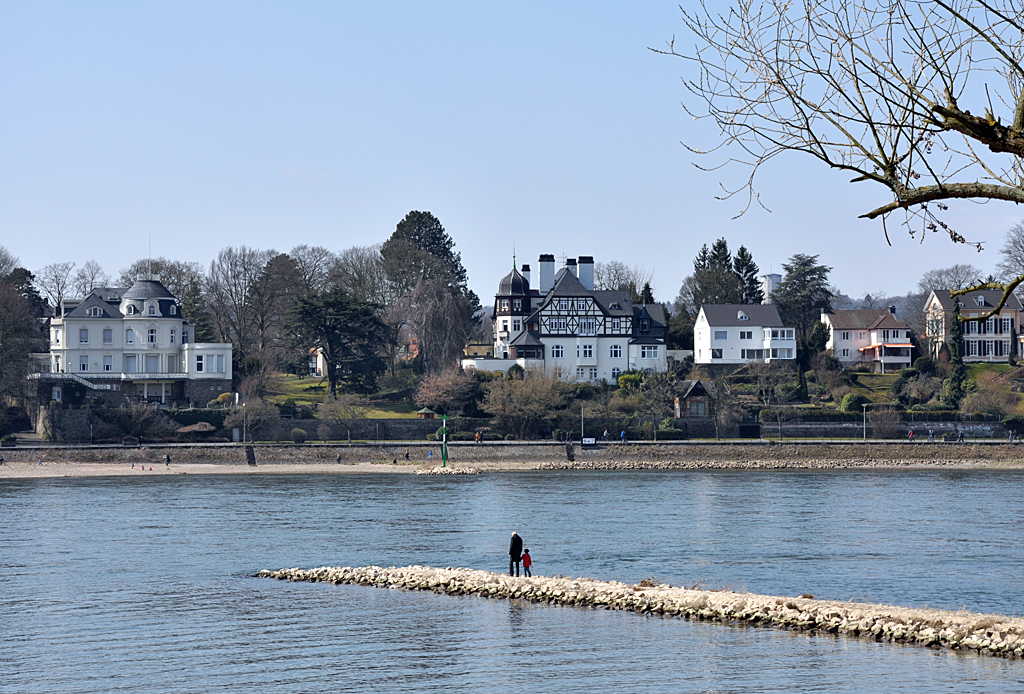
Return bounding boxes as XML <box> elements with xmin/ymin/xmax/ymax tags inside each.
<box><xmin>862</xmin><ymin>403</ymin><xmax>868</xmax><ymax>441</ymax></box>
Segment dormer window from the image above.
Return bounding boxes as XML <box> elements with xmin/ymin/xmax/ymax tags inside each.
<box><xmin>88</xmin><ymin>306</ymin><xmax>102</xmax><ymax>317</ymax></box>
<box><xmin>126</xmin><ymin>305</ymin><xmax>136</xmax><ymax>315</ymax></box>
<box><xmin>737</xmin><ymin>310</ymin><xmax>749</xmax><ymax>321</ymax></box>
<box><xmin>641</xmin><ymin>319</ymin><xmax>649</xmax><ymax>333</ymax></box>
<box><xmin>170</xmin><ymin>305</ymin><xmax>177</xmax><ymax>315</ymax></box>
<box><xmin>148</xmin><ymin>305</ymin><xmax>156</xmax><ymax>316</ymax></box>
<box><xmin>975</xmin><ymin>296</ymin><xmax>985</xmax><ymax>307</ymax></box>
<box><xmin>512</xmin><ymin>299</ymin><xmax>521</xmax><ymax>311</ymax></box>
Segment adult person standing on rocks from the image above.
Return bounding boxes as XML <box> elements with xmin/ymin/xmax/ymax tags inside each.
<box><xmin>509</xmin><ymin>531</ymin><xmax>523</xmax><ymax>577</ymax></box>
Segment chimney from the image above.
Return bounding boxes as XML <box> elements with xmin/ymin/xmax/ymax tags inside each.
<box><xmin>578</xmin><ymin>256</ymin><xmax>594</xmax><ymax>290</ymax></box>
<box><xmin>521</xmin><ymin>264</ymin><xmax>531</xmax><ymax>289</ymax></box>
<box><xmin>888</xmin><ymin>305</ymin><xmax>897</xmax><ymax>316</ymax></box>
<box><xmin>566</xmin><ymin>257</ymin><xmax>577</xmax><ymax>277</ymax></box>
<box><xmin>539</xmin><ymin>254</ymin><xmax>555</xmax><ymax>293</ymax></box>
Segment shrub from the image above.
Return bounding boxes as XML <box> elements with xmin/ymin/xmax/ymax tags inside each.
<box><xmin>868</xmin><ymin>407</ymin><xmax>903</xmax><ymax>439</ymax></box>
<box><xmin>839</xmin><ymin>392</ymin><xmax>870</xmax><ymax>413</ymax></box>
<box><xmin>0</xmin><ymin>434</ymin><xmax>16</xmax><ymax>443</ymax></box>
<box><xmin>207</xmin><ymin>399</ymin><xmax>221</xmax><ymax>409</ymax></box>
<box><xmin>899</xmin><ymin>368</ymin><xmax>919</xmax><ymax>380</ymax></box>
<box><xmin>1003</xmin><ymin>415</ymin><xmax>1024</xmax><ymax>436</ymax></box>
<box><xmin>504</xmin><ymin>433</ymin><xmax>514</xmax><ymax>441</ymax></box>
<box><xmin>426</xmin><ymin>433</ymin><xmax>438</xmax><ymax>441</ymax></box>
<box><xmin>291</xmin><ymin>428</ymin><xmax>307</xmax><ymax>443</ymax></box>
<box><xmin>913</xmin><ymin>356</ymin><xmax>936</xmax><ymax>375</ymax></box>
<box><xmin>216</xmin><ymin>392</ymin><xmax>234</xmax><ymax>405</ymax></box>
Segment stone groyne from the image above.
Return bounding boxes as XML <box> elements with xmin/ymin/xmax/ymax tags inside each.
<box><xmin>259</xmin><ymin>565</ymin><xmax>1024</xmax><ymax>659</ymax></box>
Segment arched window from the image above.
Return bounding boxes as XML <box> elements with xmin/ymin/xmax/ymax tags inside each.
<box><xmin>79</xmin><ymin>328</ymin><xmax>88</xmax><ymax>344</ymax></box>
<box><xmin>126</xmin><ymin>329</ymin><xmax>134</xmax><ymax>345</ymax></box>
<box><xmin>126</xmin><ymin>305</ymin><xmax>136</xmax><ymax>315</ymax></box>
<box><xmin>170</xmin><ymin>305</ymin><xmax>176</xmax><ymax>315</ymax></box>
<box><xmin>148</xmin><ymin>305</ymin><xmax>156</xmax><ymax>316</ymax></box>
<box><xmin>88</xmin><ymin>306</ymin><xmax>102</xmax><ymax>317</ymax></box>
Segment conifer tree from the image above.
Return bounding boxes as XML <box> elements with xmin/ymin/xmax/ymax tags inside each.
<box><xmin>944</xmin><ymin>302</ymin><xmax>966</xmax><ymax>407</ymax></box>
<box><xmin>733</xmin><ymin>246</ymin><xmax>763</xmax><ymax>304</ymax></box>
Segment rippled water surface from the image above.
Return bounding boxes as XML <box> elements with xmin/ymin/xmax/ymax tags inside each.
<box><xmin>3</xmin><ymin>469</ymin><xmax>1024</xmax><ymax>692</ymax></box>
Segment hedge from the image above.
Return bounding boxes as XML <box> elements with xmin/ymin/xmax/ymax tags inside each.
<box><xmin>166</xmin><ymin>408</ymin><xmax>228</xmax><ymax>429</ymax></box>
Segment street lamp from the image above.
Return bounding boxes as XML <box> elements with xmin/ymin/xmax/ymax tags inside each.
<box><xmin>862</xmin><ymin>403</ymin><xmax>868</xmax><ymax>441</ymax></box>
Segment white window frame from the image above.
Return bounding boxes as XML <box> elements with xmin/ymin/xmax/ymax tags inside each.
<box><xmin>641</xmin><ymin>345</ymin><xmax>659</xmax><ymax>359</ymax></box>
<box><xmin>582</xmin><ymin>344</ymin><xmax>593</xmax><ymax>358</ymax></box>
<box><xmin>103</xmin><ymin>355</ymin><xmax>112</xmax><ymax>372</ymax></box>
<box><xmin>611</xmin><ymin>367</ymin><xmax>621</xmax><ymax>379</ymax></box>
<box><xmin>551</xmin><ymin>345</ymin><xmax>564</xmax><ymax>358</ymax></box>
<box><xmin>79</xmin><ymin>355</ymin><xmax>89</xmax><ymax>372</ymax></box>
<box><xmin>558</xmin><ymin>299</ymin><xmax>568</xmax><ymax>311</ymax></box>
<box><xmin>148</xmin><ymin>305</ymin><xmax>156</xmax><ymax>316</ymax></box>
<box><xmin>148</xmin><ymin>328</ymin><xmax>157</xmax><ymax>344</ymax></box>
<box><xmin>79</xmin><ymin>328</ymin><xmax>89</xmax><ymax>344</ymax></box>
<box><xmin>610</xmin><ymin>345</ymin><xmax>622</xmax><ymax>358</ymax></box>
<box><xmin>103</xmin><ymin>328</ymin><xmax>112</xmax><ymax>344</ymax></box>
<box><xmin>196</xmin><ymin>355</ymin><xmax>204</xmax><ymax>373</ymax></box>
<box><xmin>611</xmin><ymin>318</ymin><xmax>621</xmax><ymax>331</ymax></box>
<box><xmin>126</xmin><ymin>329</ymin><xmax>134</xmax><ymax>345</ymax></box>
<box><xmin>714</xmin><ymin>330</ymin><xmax>727</xmax><ymax>340</ymax></box>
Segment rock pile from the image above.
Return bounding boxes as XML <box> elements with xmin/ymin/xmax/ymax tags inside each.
<box><xmin>537</xmin><ymin>458</ymin><xmax>978</xmax><ymax>471</ymax></box>
<box><xmin>414</xmin><ymin>466</ymin><xmax>480</xmax><ymax>475</ymax></box>
<box><xmin>258</xmin><ymin>564</ymin><xmax>1024</xmax><ymax>659</ymax></box>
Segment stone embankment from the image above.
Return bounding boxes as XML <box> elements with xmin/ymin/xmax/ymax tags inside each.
<box><xmin>259</xmin><ymin>565</ymin><xmax>1024</xmax><ymax>659</ymax></box>
<box><xmin>414</xmin><ymin>466</ymin><xmax>479</xmax><ymax>475</ymax></box>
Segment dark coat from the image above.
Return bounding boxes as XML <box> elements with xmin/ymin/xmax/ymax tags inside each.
<box><xmin>509</xmin><ymin>533</ymin><xmax>523</xmax><ymax>560</ymax></box>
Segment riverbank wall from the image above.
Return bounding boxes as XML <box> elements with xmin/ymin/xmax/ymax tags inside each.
<box><xmin>3</xmin><ymin>440</ymin><xmax>1024</xmax><ymax>468</ymax></box>
<box><xmin>260</xmin><ymin>565</ymin><xmax>1024</xmax><ymax>659</ymax></box>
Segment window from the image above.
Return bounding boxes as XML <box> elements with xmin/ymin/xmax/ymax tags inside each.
<box><xmin>741</xmin><ymin>349</ymin><xmax>765</xmax><ymax>360</ymax></box>
<box><xmin>589</xmin><ymin>367</ymin><xmax>598</xmax><ymax>380</ymax></box>
<box><xmin>217</xmin><ymin>355</ymin><xmax>225</xmax><ymax>373</ymax></box>
<box><xmin>610</xmin><ymin>345</ymin><xmax>622</xmax><ymax>358</ymax></box>
<box><xmin>148</xmin><ymin>305</ymin><xmax>156</xmax><ymax>316</ymax></box>
<box><xmin>126</xmin><ymin>305</ymin><xmax>136</xmax><ymax>315</ymax></box>
<box><xmin>841</xmin><ymin>348</ymin><xmax>850</xmax><ymax>357</ymax></box>
<box><xmin>711</xmin><ymin>348</ymin><xmax>722</xmax><ymax>359</ymax></box>
<box><xmin>79</xmin><ymin>328</ymin><xmax>88</xmax><ymax>344</ymax></box>
<box><xmin>558</xmin><ymin>299</ymin><xmax>568</xmax><ymax>311</ymax></box>
<box><xmin>737</xmin><ymin>311</ymin><xmax>749</xmax><ymax>321</ymax></box>
<box><xmin>103</xmin><ymin>355</ymin><xmax>112</xmax><ymax>372</ymax></box>
<box><xmin>145</xmin><ymin>355</ymin><xmax>159</xmax><ymax>373</ymax></box>
<box><xmin>170</xmin><ymin>329</ymin><xmax>176</xmax><ymax>344</ymax></box>
<box><xmin>577</xmin><ymin>299</ymin><xmax>586</xmax><ymax>310</ymax></box>
<box><xmin>501</xmin><ymin>320</ymin><xmax>508</xmax><ymax>332</ymax></box>
<box><xmin>714</xmin><ymin>330</ymin><xmax>727</xmax><ymax>340</ymax></box>
<box><xmin>170</xmin><ymin>305</ymin><xmax>176</xmax><ymax>315</ymax></box>
<box><xmin>196</xmin><ymin>355</ymin><xmax>204</xmax><ymax>373</ymax></box>
<box><xmin>582</xmin><ymin>344</ymin><xmax>593</xmax><ymax>358</ymax></box>
<box><xmin>148</xmin><ymin>328</ymin><xmax>156</xmax><ymax>344</ymax></box>
<box><xmin>576</xmin><ymin>367</ymin><xmax>585</xmax><ymax>379</ymax></box>
<box><xmin>611</xmin><ymin>367</ymin><xmax>621</xmax><ymax>379</ymax></box>
<box><xmin>182</xmin><ymin>331</ymin><xmax>188</xmax><ymax>344</ymax></box>
<box><xmin>1003</xmin><ymin>317</ymin><xmax>1012</xmax><ymax>333</ymax></box>
<box><xmin>841</xmin><ymin>331</ymin><xmax>850</xmax><ymax>341</ymax></box>
<box><xmin>611</xmin><ymin>318</ymin><xmax>621</xmax><ymax>331</ymax></box>
<box><xmin>103</xmin><ymin>328</ymin><xmax>112</xmax><ymax>344</ymax></box>
<box><xmin>88</xmin><ymin>306</ymin><xmax>102</xmax><ymax>317</ymax></box>
<box><xmin>551</xmin><ymin>345</ymin><xmax>564</xmax><ymax>358</ymax></box>
<box><xmin>501</xmin><ymin>299</ymin><xmax>509</xmax><ymax>309</ymax></box>
<box><xmin>580</xmin><ymin>318</ymin><xmax>596</xmax><ymax>335</ymax></box>
<box><xmin>641</xmin><ymin>345</ymin><xmax>659</xmax><ymax>359</ymax></box>
<box><xmin>80</xmin><ymin>355</ymin><xmax>88</xmax><ymax>372</ymax></box>
<box><xmin>513</xmin><ymin>299</ymin><xmax>521</xmax><ymax>310</ymax></box>
<box><xmin>640</xmin><ymin>319</ymin><xmax>649</xmax><ymax>333</ymax></box>
<box><xmin>513</xmin><ymin>320</ymin><xmax>521</xmax><ymax>331</ymax></box>
<box><xmin>976</xmin><ymin>295</ymin><xmax>985</xmax><ymax>306</ymax></box>
<box><xmin>689</xmin><ymin>401</ymin><xmax>706</xmax><ymax>417</ymax></box>
<box><xmin>54</xmin><ymin>329</ymin><xmax>61</xmax><ymax>344</ymax></box>
<box><xmin>126</xmin><ymin>329</ymin><xmax>134</xmax><ymax>345</ymax></box>
<box><xmin>739</xmin><ymin>330</ymin><xmax>752</xmax><ymax>340</ymax></box>
<box><xmin>986</xmin><ymin>318</ymin><xmax>995</xmax><ymax>334</ymax></box>
<box><xmin>551</xmin><ymin>317</ymin><xmax>566</xmax><ymax>331</ymax></box>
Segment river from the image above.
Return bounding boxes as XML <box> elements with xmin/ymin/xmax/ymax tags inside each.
<box><xmin>2</xmin><ymin>469</ymin><xmax>1023</xmax><ymax>692</ymax></box>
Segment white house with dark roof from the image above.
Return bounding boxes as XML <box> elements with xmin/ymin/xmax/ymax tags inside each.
<box><xmin>31</xmin><ymin>275</ymin><xmax>232</xmax><ymax>405</ymax></box>
<box><xmin>924</xmin><ymin>289</ymin><xmax>1023</xmax><ymax>362</ymax></box>
<box><xmin>821</xmin><ymin>308</ymin><xmax>912</xmax><ymax>372</ymax></box>
<box><xmin>463</xmin><ymin>254</ymin><xmax>668</xmax><ymax>381</ymax></box>
<box><xmin>694</xmin><ymin>304</ymin><xmax>795</xmax><ymax>364</ymax></box>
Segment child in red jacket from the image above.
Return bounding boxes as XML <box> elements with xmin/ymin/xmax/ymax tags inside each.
<box><xmin>522</xmin><ymin>549</ymin><xmax>532</xmax><ymax>577</ymax></box>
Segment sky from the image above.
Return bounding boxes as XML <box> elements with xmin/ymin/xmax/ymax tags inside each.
<box><xmin>0</xmin><ymin>1</ymin><xmax>1015</xmax><ymax>305</ymax></box>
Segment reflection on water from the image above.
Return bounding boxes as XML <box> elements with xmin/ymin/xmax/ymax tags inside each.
<box><xmin>2</xmin><ymin>470</ymin><xmax>1024</xmax><ymax>692</ymax></box>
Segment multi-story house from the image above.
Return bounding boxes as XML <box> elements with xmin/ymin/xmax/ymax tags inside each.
<box><xmin>31</xmin><ymin>275</ymin><xmax>232</xmax><ymax>405</ymax></box>
<box><xmin>693</xmin><ymin>304</ymin><xmax>795</xmax><ymax>364</ymax></box>
<box><xmin>924</xmin><ymin>289</ymin><xmax>1023</xmax><ymax>362</ymax></box>
<box><xmin>463</xmin><ymin>254</ymin><xmax>668</xmax><ymax>381</ymax></box>
<box><xmin>821</xmin><ymin>308</ymin><xmax>913</xmax><ymax>372</ymax></box>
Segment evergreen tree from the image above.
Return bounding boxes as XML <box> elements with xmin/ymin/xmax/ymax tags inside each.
<box><xmin>772</xmin><ymin>254</ymin><xmax>834</xmax><ymax>347</ymax></box>
<box><xmin>944</xmin><ymin>302</ymin><xmax>966</xmax><ymax>407</ymax></box>
<box><xmin>708</xmin><ymin>238</ymin><xmax>732</xmax><ymax>270</ymax></box>
<box><xmin>693</xmin><ymin>244</ymin><xmax>711</xmax><ymax>273</ymax></box>
<box><xmin>733</xmin><ymin>246</ymin><xmax>763</xmax><ymax>304</ymax></box>
<box><xmin>640</xmin><ymin>282</ymin><xmax>654</xmax><ymax>305</ymax></box>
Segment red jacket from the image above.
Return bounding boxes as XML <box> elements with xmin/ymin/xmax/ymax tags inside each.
<box><xmin>522</xmin><ymin>553</ymin><xmax>532</xmax><ymax>568</ymax></box>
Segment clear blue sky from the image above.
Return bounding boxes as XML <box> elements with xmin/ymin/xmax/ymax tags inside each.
<box><xmin>0</xmin><ymin>1</ymin><xmax>1012</xmax><ymax>303</ymax></box>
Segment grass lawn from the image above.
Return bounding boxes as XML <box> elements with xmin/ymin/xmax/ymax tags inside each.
<box><xmin>265</xmin><ymin>373</ymin><xmax>418</xmax><ymax>418</ymax></box>
<box><xmin>965</xmin><ymin>363</ymin><xmax>1014</xmax><ymax>380</ymax></box>
<box><xmin>847</xmin><ymin>372</ymin><xmax>899</xmax><ymax>403</ymax></box>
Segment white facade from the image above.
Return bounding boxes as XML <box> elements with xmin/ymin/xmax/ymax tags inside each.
<box><xmin>694</xmin><ymin>305</ymin><xmax>795</xmax><ymax>364</ymax></box>
<box><xmin>759</xmin><ymin>274</ymin><xmax>781</xmax><ymax>304</ymax></box>
<box><xmin>822</xmin><ymin>309</ymin><xmax>912</xmax><ymax>372</ymax></box>
<box><xmin>462</xmin><ymin>255</ymin><xmax>668</xmax><ymax>382</ymax></box>
<box><xmin>36</xmin><ymin>277</ymin><xmax>232</xmax><ymax>404</ymax></box>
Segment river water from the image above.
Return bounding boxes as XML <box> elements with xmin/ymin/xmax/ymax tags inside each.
<box><xmin>3</xmin><ymin>469</ymin><xmax>1024</xmax><ymax>692</ymax></box>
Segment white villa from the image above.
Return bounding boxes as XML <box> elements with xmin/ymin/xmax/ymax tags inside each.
<box><xmin>462</xmin><ymin>254</ymin><xmax>668</xmax><ymax>381</ymax></box>
<box><xmin>694</xmin><ymin>304</ymin><xmax>795</xmax><ymax>364</ymax></box>
<box><xmin>821</xmin><ymin>307</ymin><xmax>912</xmax><ymax>372</ymax></box>
<box><xmin>30</xmin><ymin>275</ymin><xmax>232</xmax><ymax>405</ymax></box>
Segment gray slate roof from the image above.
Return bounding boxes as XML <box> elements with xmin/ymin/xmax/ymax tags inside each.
<box><xmin>700</xmin><ymin>304</ymin><xmax>784</xmax><ymax>327</ymax></box>
<box><xmin>929</xmin><ymin>288</ymin><xmax>1023</xmax><ymax>311</ymax></box>
<box><xmin>63</xmin><ymin>293</ymin><xmax>122</xmax><ymax>319</ymax></box>
<box><xmin>124</xmin><ymin>278</ymin><xmax>174</xmax><ymax>299</ymax></box>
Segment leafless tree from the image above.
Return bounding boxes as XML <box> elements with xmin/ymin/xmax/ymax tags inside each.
<box><xmin>997</xmin><ymin>220</ymin><xmax>1024</xmax><ymax>281</ymax></box>
<box><xmin>248</xmin><ymin>253</ymin><xmax>299</xmax><ymax>361</ymax></box>
<box><xmin>0</xmin><ymin>245</ymin><xmax>18</xmax><ymax>277</ymax></box>
<box><xmin>205</xmin><ymin>246</ymin><xmax>271</xmax><ymax>363</ymax></box>
<box><xmin>35</xmin><ymin>262</ymin><xmax>75</xmax><ymax>314</ymax></box>
<box><xmin>72</xmin><ymin>260</ymin><xmax>110</xmax><ymax>299</ymax></box>
<box><xmin>662</xmin><ymin>0</ymin><xmax>1024</xmax><ymax>316</ymax></box>
<box><xmin>398</xmin><ymin>277</ymin><xmax>474</xmax><ymax>374</ymax></box>
<box><xmin>117</xmin><ymin>257</ymin><xmax>206</xmax><ymax>298</ymax></box>
<box><xmin>917</xmin><ymin>264</ymin><xmax>984</xmax><ymax>293</ymax></box>
<box><xmin>289</xmin><ymin>244</ymin><xmax>336</xmax><ymax>294</ymax></box>
<box><xmin>594</xmin><ymin>260</ymin><xmax>654</xmax><ymax>300</ymax></box>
